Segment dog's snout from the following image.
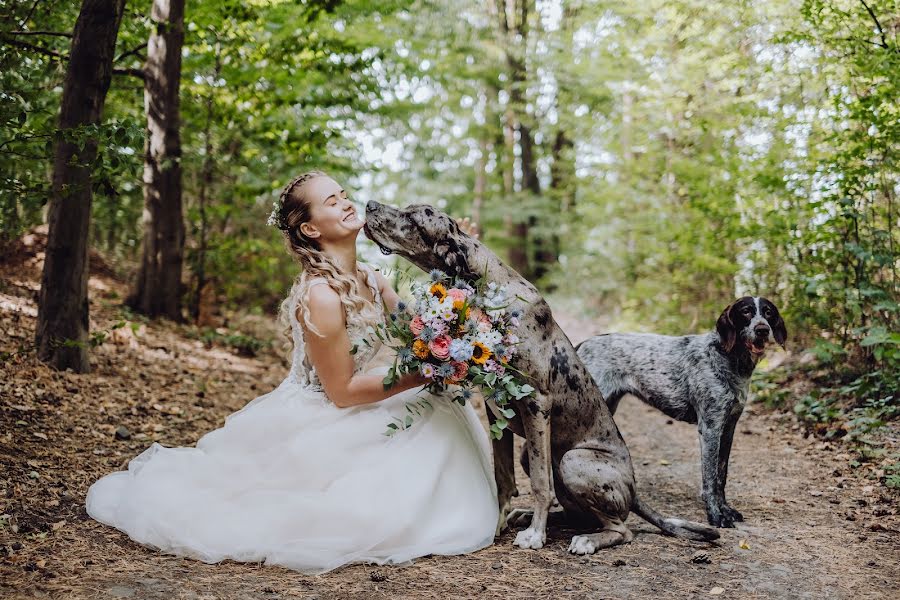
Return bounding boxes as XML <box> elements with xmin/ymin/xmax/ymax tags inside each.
<box><xmin>754</xmin><ymin>324</ymin><xmax>770</xmax><ymax>337</ymax></box>
<box><xmin>365</xmin><ymin>200</ymin><xmax>381</xmax><ymax>214</ymax></box>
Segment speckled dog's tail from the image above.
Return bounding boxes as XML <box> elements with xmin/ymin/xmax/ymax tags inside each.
<box><xmin>632</xmin><ymin>496</ymin><xmax>720</xmax><ymax>541</ymax></box>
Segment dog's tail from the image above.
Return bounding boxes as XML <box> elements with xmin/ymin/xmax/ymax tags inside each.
<box><xmin>632</xmin><ymin>496</ymin><xmax>720</xmax><ymax>541</ymax></box>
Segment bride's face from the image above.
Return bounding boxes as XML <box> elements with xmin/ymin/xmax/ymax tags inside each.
<box><xmin>299</xmin><ymin>176</ymin><xmax>364</xmax><ymax>243</ymax></box>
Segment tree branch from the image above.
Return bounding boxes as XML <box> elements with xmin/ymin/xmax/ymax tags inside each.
<box><xmin>18</xmin><ymin>0</ymin><xmax>42</xmax><ymax>29</ymax></box>
<box><xmin>113</xmin><ymin>67</ymin><xmax>145</xmax><ymax>80</ymax></box>
<box><xmin>115</xmin><ymin>42</ymin><xmax>147</xmax><ymax>64</ymax></box>
<box><xmin>0</xmin><ymin>35</ymin><xmax>65</xmax><ymax>61</ymax></box>
<box><xmin>858</xmin><ymin>0</ymin><xmax>889</xmax><ymax>50</ymax></box>
<box><xmin>4</xmin><ymin>30</ymin><xmax>72</xmax><ymax>37</ymax></box>
<box><xmin>1</xmin><ymin>36</ymin><xmax>145</xmax><ymax>79</ymax></box>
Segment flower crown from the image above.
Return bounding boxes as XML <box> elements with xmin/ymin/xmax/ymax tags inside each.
<box><xmin>267</xmin><ymin>171</ymin><xmax>324</xmax><ymax>231</ymax></box>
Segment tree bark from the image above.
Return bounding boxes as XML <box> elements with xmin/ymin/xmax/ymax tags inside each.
<box><xmin>127</xmin><ymin>0</ymin><xmax>186</xmax><ymax>321</ymax></box>
<box><xmin>35</xmin><ymin>0</ymin><xmax>126</xmax><ymax>373</ymax></box>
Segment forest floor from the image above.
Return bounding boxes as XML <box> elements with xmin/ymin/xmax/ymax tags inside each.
<box><xmin>1</xmin><ymin>232</ymin><xmax>898</xmax><ymax>599</ymax></box>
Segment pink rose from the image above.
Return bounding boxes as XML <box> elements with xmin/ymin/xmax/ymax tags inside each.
<box><xmin>429</xmin><ymin>335</ymin><xmax>452</xmax><ymax>361</ymax></box>
<box><xmin>447</xmin><ymin>288</ymin><xmax>468</xmax><ymax>303</ymax></box>
<box><xmin>450</xmin><ymin>361</ymin><xmax>469</xmax><ymax>382</ymax></box>
<box><xmin>410</xmin><ymin>315</ymin><xmax>425</xmax><ymax>336</ymax></box>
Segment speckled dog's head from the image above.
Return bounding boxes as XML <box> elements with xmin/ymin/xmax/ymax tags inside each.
<box><xmin>363</xmin><ymin>201</ymin><xmax>478</xmax><ymax>278</ymax></box>
<box><xmin>716</xmin><ymin>296</ymin><xmax>787</xmax><ymax>357</ymax></box>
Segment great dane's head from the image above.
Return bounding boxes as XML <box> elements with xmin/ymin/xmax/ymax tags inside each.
<box><xmin>716</xmin><ymin>296</ymin><xmax>787</xmax><ymax>357</ymax></box>
<box><xmin>363</xmin><ymin>201</ymin><xmax>480</xmax><ymax>279</ymax></box>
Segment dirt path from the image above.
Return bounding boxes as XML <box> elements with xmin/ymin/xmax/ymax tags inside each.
<box><xmin>1</xmin><ymin>262</ymin><xmax>898</xmax><ymax>599</ymax></box>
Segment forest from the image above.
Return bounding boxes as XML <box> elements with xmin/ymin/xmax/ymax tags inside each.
<box><xmin>1</xmin><ymin>0</ymin><xmax>898</xmax><ymax>598</ymax></box>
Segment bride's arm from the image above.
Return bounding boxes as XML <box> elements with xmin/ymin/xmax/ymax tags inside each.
<box><xmin>372</xmin><ymin>270</ymin><xmax>402</xmax><ymax>313</ymax></box>
<box><xmin>302</xmin><ymin>284</ymin><xmax>427</xmax><ymax>408</ymax></box>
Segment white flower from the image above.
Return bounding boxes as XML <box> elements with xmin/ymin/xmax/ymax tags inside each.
<box><xmin>476</xmin><ymin>330</ymin><xmax>503</xmax><ymax>348</ymax></box>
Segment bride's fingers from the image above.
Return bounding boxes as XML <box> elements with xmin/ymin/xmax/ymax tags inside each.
<box><xmin>455</xmin><ymin>216</ymin><xmax>480</xmax><ymax>238</ymax></box>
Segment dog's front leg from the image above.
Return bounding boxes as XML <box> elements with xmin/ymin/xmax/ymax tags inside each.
<box><xmin>698</xmin><ymin>412</ymin><xmax>732</xmax><ymax>528</ymax></box>
<box><xmin>717</xmin><ymin>409</ymin><xmax>744</xmax><ymax>523</ymax></box>
<box><xmin>514</xmin><ymin>395</ymin><xmax>553</xmax><ymax>550</ymax></box>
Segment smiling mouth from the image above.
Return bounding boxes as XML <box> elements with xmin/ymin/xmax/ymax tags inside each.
<box><xmin>343</xmin><ymin>212</ymin><xmax>358</xmax><ymax>223</ymax></box>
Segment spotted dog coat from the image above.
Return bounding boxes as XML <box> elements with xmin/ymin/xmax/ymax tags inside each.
<box><xmin>363</xmin><ymin>201</ymin><xmax>719</xmax><ymax>553</ymax></box>
<box><xmin>576</xmin><ymin>297</ymin><xmax>788</xmax><ymax>527</ymax></box>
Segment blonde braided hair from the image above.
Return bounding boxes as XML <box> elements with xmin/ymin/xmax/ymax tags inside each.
<box><xmin>273</xmin><ymin>171</ymin><xmax>381</xmax><ymax>342</ymax></box>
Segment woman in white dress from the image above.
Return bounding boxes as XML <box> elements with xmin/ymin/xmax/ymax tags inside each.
<box><xmin>86</xmin><ymin>171</ymin><xmax>499</xmax><ymax>574</ymax></box>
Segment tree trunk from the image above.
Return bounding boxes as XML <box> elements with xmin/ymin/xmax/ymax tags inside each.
<box><xmin>190</xmin><ymin>41</ymin><xmax>220</xmax><ymax>323</ymax></box>
<box><xmin>127</xmin><ymin>0</ymin><xmax>186</xmax><ymax>321</ymax></box>
<box><xmin>35</xmin><ymin>0</ymin><xmax>126</xmax><ymax>373</ymax></box>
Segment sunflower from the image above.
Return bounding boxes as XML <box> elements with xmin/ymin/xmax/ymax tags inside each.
<box><xmin>429</xmin><ymin>283</ymin><xmax>447</xmax><ymax>301</ymax></box>
<box><xmin>470</xmin><ymin>341</ymin><xmax>492</xmax><ymax>365</ymax></box>
<box><xmin>413</xmin><ymin>339</ymin><xmax>430</xmax><ymax>359</ymax></box>
<box><xmin>453</xmin><ymin>299</ymin><xmax>465</xmax><ymax>311</ymax></box>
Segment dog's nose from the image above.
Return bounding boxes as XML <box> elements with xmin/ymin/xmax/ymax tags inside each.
<box><xmin>366</xmin><ymin>200</ymin><xmax>381</xmax><ymax>214</ymax></box>
<box><xmin>754</xmin><ymin>324</ymin><xmax>770</xmax><ymax>337</ymax></box>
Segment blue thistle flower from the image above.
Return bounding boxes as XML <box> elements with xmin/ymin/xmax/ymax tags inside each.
<box><xmin>429</xmin><ymin>269</ymin><xmax>446</xmax><ymax>282</ymax></box>
<box><xmin>398</xmin><ymin>347</ymin><xmax>413</xmax><ymax>363</ymax></box>
<box><xmin>397</xmin><ymin>300</ymin><xmax>407</xmax><ymax>312</ymax></box>
<box><xmin>436</xmin><ymin>363</ymin><xmax>454</xmax><ymax>378</ymax></box>
<box><xmin>419</xmin><ymin>326</ymin><xmax>436</xmax><ymax>342</ymax></box>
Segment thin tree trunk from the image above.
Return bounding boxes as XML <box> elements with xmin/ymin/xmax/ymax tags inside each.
<box><xmin>191</xmin><ymin>40</ymin><xmax>220</xmax><ymax>323</ymax></box>
<box><xmin>127</xmin><ymin>0</ymin><xmax>185</xmax><ymax>321</ymax></box>
<box><xmin>35</xmin><ymin>0</ymin><xmax>126</xmax><ymax>373</ymax></box>
<box><xmin>473</xmin><ymin>136</ymin><xmax>487</xmax><ymax>232</ymax></box>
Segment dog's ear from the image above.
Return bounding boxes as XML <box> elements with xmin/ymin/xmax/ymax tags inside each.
<box><xmin>433</xmin><ymin>237</ymin><xmax>472</xmax><ymax>278</ymax></box>
<box><xmin>770</xmin><ymin>308</ymin><xmax>788</xmax><ymax>350</ymax></box>
<box><xmin>716</xmin><ymin>302</ymin><xmax>737</xmax><ymax>352</ymax></box>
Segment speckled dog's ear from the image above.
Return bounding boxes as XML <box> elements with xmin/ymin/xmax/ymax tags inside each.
<box><xmin>716</xmin><ymin>302</ymin><xmax>737</xmax><ymax>352</ymax></box>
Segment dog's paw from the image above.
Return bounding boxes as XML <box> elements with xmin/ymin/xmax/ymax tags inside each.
<box><xmin>722</xmin><ymin>504</ymin><xmax>744</xmax><ymax>523</ymax></box>
<box><xmin>707</xmin><ymin>511</ymin><xmax>735</xmax><ymax>528</ymax></box>
<box><xmin>505</xmin><ymin>508</ymin><xmax>533</xmax><ymax>529</ymax></box>
<box><xmin>568</xmin><ymin>535</ymin><xmax>598</xmax><ymax>555</ymax></box>
<box><xmin>513</xmin><ymin>527</ymin><xmax>545</xmax><ymax>550</ymax></box>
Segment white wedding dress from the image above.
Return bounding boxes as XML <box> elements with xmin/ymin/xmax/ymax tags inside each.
<box><xmin>86</xmin><ymin>264</ymin><xmax>499</xmax><ymax>574</ymax></box>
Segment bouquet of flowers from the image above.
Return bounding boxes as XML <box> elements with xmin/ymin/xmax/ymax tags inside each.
<box><xmin>374</xmin><ymin>269</ymin><xmax>535</xmax><ymax>439</ymax></box>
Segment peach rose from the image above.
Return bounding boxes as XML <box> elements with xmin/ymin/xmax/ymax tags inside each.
<box><xmin>450</xmin><ymin>361</ymin><xmax>469</xmax><ymax>382</ymax></box>
<box><xmin>410</xmin><ymin>315</ymin><xmax>425</xmax><ymax>336</ymax></box>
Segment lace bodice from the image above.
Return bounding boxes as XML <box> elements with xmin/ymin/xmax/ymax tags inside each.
<box><xmin>286</xmin><ymin>263</ymin><xmax>385</xmax><ymax>390</ymax></box>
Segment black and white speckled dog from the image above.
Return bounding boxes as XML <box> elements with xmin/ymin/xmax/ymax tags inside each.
<box><xmin>575</xmin><ymin>297</ymin><xmax>787</xmax><ymax>528</ymax></box>
<box><xmin>364</xmin><ymin>201</ymin><xmax>720</xmax><ymax>554</ymax></box>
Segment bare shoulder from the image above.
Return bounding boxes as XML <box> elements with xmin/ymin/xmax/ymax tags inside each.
<box><xmin>301</xmin><ymin>283</ymin><xmax>344</xmax><ymax>334</ymax></box>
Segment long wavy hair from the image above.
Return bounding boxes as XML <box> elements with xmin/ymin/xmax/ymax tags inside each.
<box><xmin>274</xmin><ymin>171</ymin><xmax>381</xmax><ymax>343</ymax></box>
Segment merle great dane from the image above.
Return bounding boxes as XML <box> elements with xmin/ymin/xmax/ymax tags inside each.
<box><xmin>364</xmin><ymin>201</ymin><xmax>719</xmax><ymax>553</ymax></box>
<box><xmin>576</xmin><ymin>297</ymin><xmax>787</xmax><ymax>527</ymax></box>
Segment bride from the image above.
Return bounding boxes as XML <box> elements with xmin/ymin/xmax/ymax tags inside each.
<box><xmin>86</xmin><ymin>171</ymin><xmax>499</xmax><ymax>574</ymax></box>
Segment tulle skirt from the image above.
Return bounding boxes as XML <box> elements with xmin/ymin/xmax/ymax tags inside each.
<box><xmin>85</xmin><ymin>372</ymin><xmax>499</xmax><ymax>574</ymax></box>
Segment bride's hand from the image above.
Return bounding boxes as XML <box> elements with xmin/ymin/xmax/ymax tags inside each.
<box><xmin>398</xmin><ymin>371</ymin><xmax>430</xmax><ymax>389</ymax></box>
<box><xmin>455</xmin><ymin>216</ymin><xmax>480</xmax><ymax>239</ymax></box>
